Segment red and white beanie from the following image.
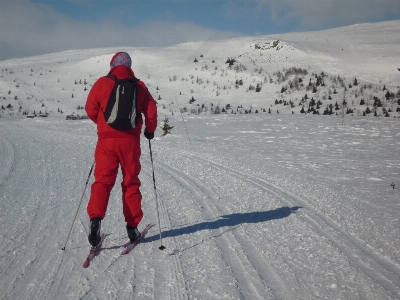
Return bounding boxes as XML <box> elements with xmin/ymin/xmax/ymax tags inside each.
<box><xmin>110</xmin><ymin>52</ymin><xmax>132</xmax><ymax>68</ymax></box>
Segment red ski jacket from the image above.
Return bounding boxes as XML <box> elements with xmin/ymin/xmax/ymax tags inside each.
<box><xmin>85</xmin><ymin>66</ymin><xmax>157</xmax><ymax>139</ymax></box>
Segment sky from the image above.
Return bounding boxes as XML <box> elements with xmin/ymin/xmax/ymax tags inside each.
<box><xmin>1</xmin><ymin>0</ymin><xmax>400</xmax><ymax>61</ymax></box>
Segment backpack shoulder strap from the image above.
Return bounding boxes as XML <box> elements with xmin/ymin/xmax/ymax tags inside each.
<box><xmin>106</xmin><ymin>74</ymin><xmax>118</xmax><ymax>81</ymax></box>
<box><xmin>106</xmin><ymin>74</ymin><xmax>139</xmax><ymax>83</ymax></box>
<box><xmin>122</xmin><ymin>77</ymin><xmax>140</xmax><ymax>83</ymax></box>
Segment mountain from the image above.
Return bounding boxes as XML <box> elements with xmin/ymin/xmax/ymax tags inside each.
<box><xmin>1</xmin><ymin>20</ymin><xmax>400</xmax><ymax>300</ymax></box>
<box><xmin>0</xmin><ymin>19</ymin><xmax>399</xmax><ymax>119</ymax></box>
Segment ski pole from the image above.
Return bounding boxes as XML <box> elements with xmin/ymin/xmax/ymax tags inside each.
<box><xmin>148</xmin><ymin>140</ymin><xmax>166</xmax><ymax>250</ymax></box>
<box><xmin>61</xmin><ymin>161</ymin><xmax>95</xmax><ymax>250</ymax></box>
<box><xmin>175</xmin><ymin>97</ymin><xmax>191</xmax><ymax>142</ymax></box>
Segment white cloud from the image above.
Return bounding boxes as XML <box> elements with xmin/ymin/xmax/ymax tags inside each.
<box><xmin>278</xmin><ymin>0</ymin><xmax>400</xmax><ymax>29</ymax></box>
<box><xmin>0</xmin><ymin>0</ymin><xmax>240</xmax><ymax>61</ymax></box>
<box><xmin>225</xmin><ymin>0</ymin><xmax>400</xmax><ymax>31</ymax></box>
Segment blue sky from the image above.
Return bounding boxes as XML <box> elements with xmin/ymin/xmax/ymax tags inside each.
<box><xmin>1</xmin><ymin>0</ymin><xmax>400</xmax><ymax>61</ymax></box>
<box><xmin>31</xmin><ymin>1</ymin><xmax>288</xmax><ymax>34</ymax></box>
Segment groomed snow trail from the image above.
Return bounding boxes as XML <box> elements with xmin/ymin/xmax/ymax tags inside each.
<box><xmin>0</xmin><ymin>114</ymin><xmax>399</xmax><ymax>300</ymax></box>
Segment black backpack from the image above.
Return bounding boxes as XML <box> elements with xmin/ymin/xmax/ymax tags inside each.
<box><xmin>103</xmin><ymin>75</ymin><xmax>140</xmax><ymax>130</ymax></box>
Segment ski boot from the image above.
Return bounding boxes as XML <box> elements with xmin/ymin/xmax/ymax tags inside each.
<box><xmin>88</xmin><ymin>217</ymin><xmax>101</xmax><ymax>247</ymax></box>
<box><xmin>126</xmin><ymin>224</ymin><xmax>141</xmax><ymax>243</ymax></box>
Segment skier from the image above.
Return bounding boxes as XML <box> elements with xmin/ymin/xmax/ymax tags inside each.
<box><xmin>85</xmin><ymin>52</ymin><xmax>157</xmax><ymax>248</ymax></box>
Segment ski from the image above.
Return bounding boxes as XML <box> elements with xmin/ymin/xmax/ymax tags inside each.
<box><xmin>83</xmin><ymin>233</ymin><xmax>106</xmax><ymax>268</ymax></box>
<box><xmin>121</xmin><ymin>224</ymin><xmax>152</xmax><ymax>255</ymax></box>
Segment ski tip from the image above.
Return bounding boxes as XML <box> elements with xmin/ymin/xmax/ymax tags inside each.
<box><xmin>83</xmin><ymin>258</ymin><xmax>90</xmax><ymax>268</ymax></box>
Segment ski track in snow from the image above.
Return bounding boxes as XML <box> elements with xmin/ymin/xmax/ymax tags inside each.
<box><xmin>0</xmin><ymin>115</ymin><xmax>399</xmax><ymax>299</ymax></box>
<box><xmin>178</xmin><ymin>152</ymin><xmax>400</xmax><ymax>298</ymax></box>
<box><xmin>156</xmin><ymin>160</ymin><xmax>291</xmax><ymax>299</ymax></box>
<box><xmin>0</xmin><ymin>136</ymin><xmax>14</xmax><ymax>189</ymax></box>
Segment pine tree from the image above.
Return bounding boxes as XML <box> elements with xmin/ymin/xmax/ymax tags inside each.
<box><xmin>160</xmin><ymin>116</ymin><xmax>174</xmax><ymax>136</ymax></box>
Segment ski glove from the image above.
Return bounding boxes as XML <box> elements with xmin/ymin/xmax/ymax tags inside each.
<box><xmin>144</xmin><ymin>131</ymin><xmax>154</xmax><ymax>140</ymax></box>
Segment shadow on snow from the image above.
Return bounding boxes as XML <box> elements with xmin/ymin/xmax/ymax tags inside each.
<box><xmin>143</xmin><ymin>206</ymin><xmax>301</xmax><ymax>244</ymax></box>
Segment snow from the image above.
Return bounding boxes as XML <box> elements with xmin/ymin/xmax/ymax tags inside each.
<box><xmin>1</xmin><ymin>20</ymin><xmax>400</xmax><ymax>119</ymax></box>
<box><xmin>1</xmin><ymin>20</ymin><xmax>400</xmax><ymax>299</ymax></box>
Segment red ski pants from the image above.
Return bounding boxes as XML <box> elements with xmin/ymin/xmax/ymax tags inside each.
<box><xmin>87</xmin><ymin>137</ymin><xmax>143</xmax><ymax>228</ymax></box>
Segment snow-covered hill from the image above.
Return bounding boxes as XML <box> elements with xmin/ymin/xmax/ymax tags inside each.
<box><xmin>0</xmin><ymin>20</ymin><xmax>399</xmax><ymax>119</ymax></box>
<box><xmin>0</xmin><ymin>20</ymin><xmax>400</xmax><ymax>300</ymax></box>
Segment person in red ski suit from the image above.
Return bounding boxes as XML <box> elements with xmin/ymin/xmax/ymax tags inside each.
<box><xmin>85</xmin><ymin>52</ymin><xmax>157</xmax><ymax>247</ymax></box>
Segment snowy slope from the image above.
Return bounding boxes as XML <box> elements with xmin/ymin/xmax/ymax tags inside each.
<box><xmin>0</xmin><ymin>114</ymin><xmax>399</xmax><ymax>299</ymax></box>
<box><xmin>0</xmin><ymin>20</ymin><xmax>399</xmax><ymax>119</ymax></box>
<box><xmin>277</xmin><ymin>20</ymin><xmax>400</xmax><ymax>84</ymax></box>
<box><xmin>0</xmin><ymin>20</ymin><xmax>400</xmax><ymax>299</ymax></box>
